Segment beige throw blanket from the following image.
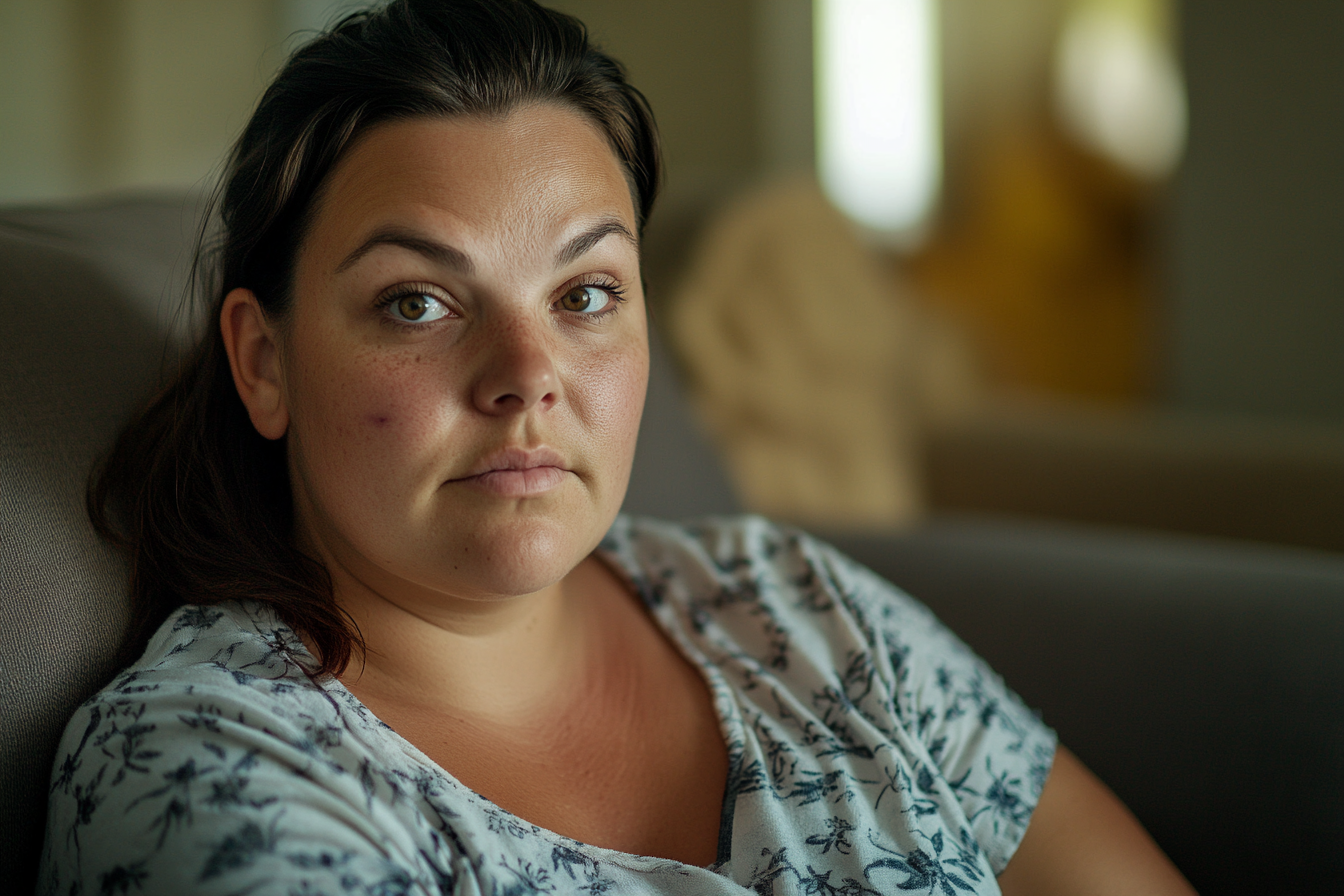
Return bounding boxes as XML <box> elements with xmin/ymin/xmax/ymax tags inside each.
<box><xmin>669</xmin><ymin>177</ymin><xmax>979</xmax><ymax>528</ymax></box>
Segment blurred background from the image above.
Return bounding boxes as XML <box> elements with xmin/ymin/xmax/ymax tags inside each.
<box><xmin>2</xmin><ymin>0</ymin><xmax>1341</xmax><ymax>549</ymax></box>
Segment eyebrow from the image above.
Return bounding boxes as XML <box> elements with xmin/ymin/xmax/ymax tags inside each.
<box><xmin>555</xmin><ymin>218</ymin><xmax>639</xmax><ymax>267</ymax></box>
<box><xmin>335</xmin><ymin>228</ymin><xmax>474</xmax><ymax>275</ymax></box>
<box><xmin>334</xmin><ymin>218</ymin><xmax>638</xmax><ymax>275</ymax></box>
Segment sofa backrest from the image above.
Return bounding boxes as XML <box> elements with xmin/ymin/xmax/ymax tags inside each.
<box><xmin>0</xmin><ymin>197</ymin><xmax>196</xmax><ymax>889</ymax></box>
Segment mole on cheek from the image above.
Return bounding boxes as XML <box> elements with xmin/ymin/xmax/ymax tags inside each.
<box><xmin>367</xmin><ymin>413</ymin><xmax>391</xmax><ymax>427</ymax></box>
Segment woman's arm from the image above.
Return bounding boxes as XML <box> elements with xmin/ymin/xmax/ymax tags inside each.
<box><xmin>997</xmin><ymin>746</ymin><xmax>1197</xmax><ymax>895</ymax></box>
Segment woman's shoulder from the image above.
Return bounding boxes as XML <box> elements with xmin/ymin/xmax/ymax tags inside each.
<box><xmin>604</xmin><ymin>514</ymin><xmax>1057</xmax><ymax>879</ymax></box>
<box><xmin>40</xmin><ymin>602</ymin><xmax>412</xmax><ymax>894</ymax></box>
<box><xmin>600</xmin><ymin>513</ymin><xmax>974</xmax><ymax>707</ymax></box>
<box><xmin>45</xmin><ymin>601</ymin><xmax>358</xmax><ymax>828</ymax></box>
<box><xmin>97</xmin><ymin>601</ymin><xmax>325</xmax><ymax>707</ymax></box>
<box><xmin>603</xmin><ymin>514</ymin><xmax>1036</xmax><ymax>719</ymax></box>
<box><xmin>51</xmin><ymin>600</ymin><xmax>376</xmax><ymax>769</ymax></box>
<box><xmin>45</xmin><ymin>602</ymin><xmax>350</xmax><ymax>805</ymax></box>
<box><xmin>607</xmin><ymin>511</ymin><xmax>808</xmax><ymax>556</ymax></box>
<box><xmin>602</xmin><ymin>513</ymin><xmax>938</xmax><ymax>634</ymax></box>
<box><xmin>604</xmin><ymin>513</ymin><xmax>835</xmax><ymax>581</ymax></box>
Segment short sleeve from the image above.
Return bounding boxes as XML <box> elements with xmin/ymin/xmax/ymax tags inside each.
<box><xmin>813</xmin><ymin>539</ymin><xmax>1058</xmax><ymax>874</ymax></box>
<box><xmin>39</xmin><ymin>672</ymin><xmax>453</xmax><ymax>895</ymax></box>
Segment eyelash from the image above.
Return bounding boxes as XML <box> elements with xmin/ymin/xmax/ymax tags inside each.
<box><xmin>559</xmin><ymin>275</ymin><xmax>627</xmax><ymax>319</ymax></box>
<box><xmin>372</xmin><ymin>275</ymin><xmax>629</xmax><ymax>329</ymax></box>
<box><xmin>374</xmin><ymin>282</ymin><xmax>453</xmax><ymax>328</ymax></box>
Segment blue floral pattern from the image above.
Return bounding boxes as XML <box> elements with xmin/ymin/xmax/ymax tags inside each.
<box><xmin>40</xmin><ymin>515</ymin><xmax>1055</xmax><ymax>895</ymax></box>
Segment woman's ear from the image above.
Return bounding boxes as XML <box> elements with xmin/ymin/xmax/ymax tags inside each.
<box><xmin>221</xmin><ymin>288</ymin><xmax>290</xmax><ymax>440</ymax></box>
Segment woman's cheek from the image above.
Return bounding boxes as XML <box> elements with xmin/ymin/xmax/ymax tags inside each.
<box><xmin>556</xmin><ymin>339</ymin><xmax>646</xmax><ymax>514</ymax></box>
<box><xmin>352</xmin><ymin>361</ymin><xmax>457</xmax><ymax>456</ymax></box>
<box><xmin>579</xmin><ymin>341</ymin><xmax>648</xmax><ymax>443</ymax></box>
<box><xmin>299</xmin><ymin>351</ymin><xmax>458</xmax><ymax>489</ymax></box>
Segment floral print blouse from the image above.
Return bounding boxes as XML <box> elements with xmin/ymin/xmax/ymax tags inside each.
<box><xmin>41</xmin><ymin>515</ymin><xmax>1055</xmax><ymax>895</ymax></box>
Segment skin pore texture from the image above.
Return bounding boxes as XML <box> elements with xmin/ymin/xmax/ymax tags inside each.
<box><xmin>220</xmin><ymin>103</ymin><xmax>1197</xmax><ymax>891</ymax></box>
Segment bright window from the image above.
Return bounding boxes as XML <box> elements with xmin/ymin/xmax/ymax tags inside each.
<box><xmin>814</xmin><ymin>0</ymin><xmax>941</xmax><ymax>244</ymax></box>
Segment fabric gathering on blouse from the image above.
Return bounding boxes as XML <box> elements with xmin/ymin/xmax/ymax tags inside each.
<box><xmin>40</xmin><ymin>515</ymin><xmax>1057</xmax><ymax>895</ymax></box>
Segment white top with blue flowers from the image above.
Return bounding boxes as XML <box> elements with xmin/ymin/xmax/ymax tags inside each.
<box><xmin>41</xmin><ymin>515</ymin><xmax>1055</xmax><ymax>895</ymax></box>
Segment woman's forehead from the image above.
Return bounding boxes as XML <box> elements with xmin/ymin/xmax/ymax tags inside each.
<box><xmin>304</xmin><ymin>107</ymin><xmax>637</xmax><ymax>267</ymax></box>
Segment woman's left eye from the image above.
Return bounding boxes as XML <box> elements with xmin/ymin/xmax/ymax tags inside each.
<box><xmin>386</xmin><ymin>292</ymin><xmax>449</xmax><ymax>323</ymax></box>
<box><xmin>557</xmin><ymin>285</ymin><xmax>613</xmax><ymax>315</ymax></box>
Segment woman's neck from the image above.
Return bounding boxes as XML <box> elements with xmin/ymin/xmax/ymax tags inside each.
<box><xmin>329</xmin><ymin>554</ymin><xmax>610</xmax><ymax>722</ymax></box>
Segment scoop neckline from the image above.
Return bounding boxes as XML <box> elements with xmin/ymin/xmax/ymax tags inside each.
<box><xmin>274</xmin><ymin>527</ymin><xmax>746</xmax><ymax>875</ymax></box>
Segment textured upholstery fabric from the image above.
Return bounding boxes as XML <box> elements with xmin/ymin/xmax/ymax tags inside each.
<box><xmin>0</xmin><ymin>215</ymin><xmax>173</xmax><ymax>890</ymax></box>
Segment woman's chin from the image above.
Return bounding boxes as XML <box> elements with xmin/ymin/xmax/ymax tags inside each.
<box><xmin>411</xmin><ymin>508</ymin><xmax>613</xmax><ymax>601</ymax></box>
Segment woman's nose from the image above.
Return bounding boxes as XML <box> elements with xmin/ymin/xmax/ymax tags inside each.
<box><xmin>471</xmin><ymin>321</ymin><xmax>560</xmax><ymax>415</ymax></box>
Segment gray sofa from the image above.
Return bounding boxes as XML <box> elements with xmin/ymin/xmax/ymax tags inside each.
<box><xmin>3</xmin><ymin>195</ymin><xmax>1343</xmax><ymax>895</ymax></box>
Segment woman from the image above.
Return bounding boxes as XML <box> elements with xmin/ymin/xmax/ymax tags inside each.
<box><xmin>41</xmin><ymin>1</ymin><xmax>1194</xmax><ymax>893</ymax></box>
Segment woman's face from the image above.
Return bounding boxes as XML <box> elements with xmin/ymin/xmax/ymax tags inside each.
<box><xmin>269</xmin><ymin>105</ymin><xmax>648</xmax><ymax>604</ymax></box>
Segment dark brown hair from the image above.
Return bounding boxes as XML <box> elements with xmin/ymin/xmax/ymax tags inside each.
<box><xmin>89</xmin><ymin>0</ymin><xmax>661</xmax><ymax>678</ymax></box>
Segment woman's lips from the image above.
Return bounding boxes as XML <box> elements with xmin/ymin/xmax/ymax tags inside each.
<box><xmin>463</xmin><ymin>465</ymin><xmax>568</xmax><ymax>496</ymax></box>
<box><xmin>450</xmin><ymin>447</ymin><xmax>570</xmax><ymax>497</ymax></box>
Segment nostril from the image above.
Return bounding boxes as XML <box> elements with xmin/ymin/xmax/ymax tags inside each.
<box><xmin>472</xmin><ymin>331</ymin><xmax>560</xmax><ymax>414</ymax></box>
<box><xmin>476</xmin><ymin>367</ymin><xmax>559</xmax><ymax>414</ymax></box>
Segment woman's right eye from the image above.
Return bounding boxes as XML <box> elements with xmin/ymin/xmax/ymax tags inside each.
<box><xmin>385</xmin><ymin>291</ymin><xmax>450</xmax><ymax>324</ymax></box>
